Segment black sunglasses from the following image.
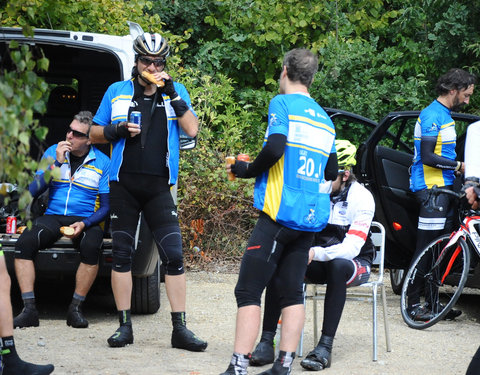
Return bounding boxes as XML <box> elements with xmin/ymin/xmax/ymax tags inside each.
<box><xmin>138</xmin><ymin>56</ymin><xmax>165</xmax><ymax>68</ymax></box>
<box><xmin>68</xmin><ymin>126</ymin><xmax>88</xmax><ymax>138</ymax></box>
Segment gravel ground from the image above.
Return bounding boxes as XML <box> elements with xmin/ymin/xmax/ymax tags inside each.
<box><xmin>10</xmin><ymin>269</ymin><xmax>480</xmax><ymax>375</ymax></box>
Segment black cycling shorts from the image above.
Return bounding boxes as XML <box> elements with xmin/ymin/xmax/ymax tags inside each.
<box><xmin>15</xmin><ymin>215</ymin><xmax>103</xmax><ymax>265</ymax></box>
<box><xmin>234</xmin><ymin>212</ymin><xmax>314</xmax><ymax>309</ymax></box>
<box><xmin>109</xmin><ymin>173</ymin><xmax>183</xmax><ymax>274</ymax></box>
<box><xmin>305</xmin><ymin>257</ymin><xmax>371</xmax><ymax>287</ymax></box>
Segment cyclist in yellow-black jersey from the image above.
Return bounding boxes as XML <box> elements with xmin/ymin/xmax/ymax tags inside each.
<box><xmin>407</xmin><ymin>68</ymin><xmax>476</xmax><ymax>322</ymax></box>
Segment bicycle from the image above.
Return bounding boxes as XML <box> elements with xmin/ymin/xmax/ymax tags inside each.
<box><xmin>400</xmin><ymin>185</ymin><xmax>480</xmax><ymax>329</ymax></box>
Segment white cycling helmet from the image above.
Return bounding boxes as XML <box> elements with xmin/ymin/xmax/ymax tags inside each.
<box><xmin>133</xmin><ymin>32</ymin><xmax>169</xmax><ymax>57</ymax></box>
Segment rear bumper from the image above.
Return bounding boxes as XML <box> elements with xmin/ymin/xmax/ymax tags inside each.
<box><xmin>1</xmin><ymin>233</ymin><xmax>113</xmax><ymax>278</ymax></box>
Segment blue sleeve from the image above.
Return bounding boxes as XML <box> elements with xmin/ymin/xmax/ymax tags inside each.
<box><xmin>98</xmin><ymin>157</ymin><xmax>110</xmax><ymax>195</ymax></box>
<box><xmin>266</xmin><ymin>95</ymin><xmax>289</xmax><ymax>137</ymax></box>
<box><xmin>29</xmin><ymin>146</ymin><xmax>61</xmax><ymax>197</ymax></box>
<box><xmin>28</xmin><ymin>174</ymin><xmax>49</xmax><ymax>197</ymax></box>
<box><xmin>82</xmin><ymin>193</ymin><xmax>109</xmax><ymax>228</ymax></box>
<box><xmin>174</xmin><ymin>82</ymin><xmax>197</xmax><ymax>117</ymax></box>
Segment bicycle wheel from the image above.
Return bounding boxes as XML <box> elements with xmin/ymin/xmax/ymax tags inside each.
<box><xmin>400</xmin><ymin>234</ymin><xmax>470</xmax><ymax>329</ymax></box>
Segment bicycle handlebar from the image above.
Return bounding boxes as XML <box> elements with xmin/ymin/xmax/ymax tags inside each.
<box><xmin>424</xmin><ymin>185</ymin><xmax>465</xmax><ymax>212</ymax></box>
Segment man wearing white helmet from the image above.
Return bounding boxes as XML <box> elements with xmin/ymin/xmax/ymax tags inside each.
<box><xmin>90</xmin><ymin>32</ymin><xmax>207</xmax><ymax>351</ymax></box>
<box><xmin>250</xmin><ymin>140</ymin><xmax>376</xmax><ymax>372</ymax></box>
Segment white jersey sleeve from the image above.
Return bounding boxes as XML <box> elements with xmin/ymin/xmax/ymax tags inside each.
<box><xmin>312</xmin><ymin>182</ymin><xmax>375</xmax><ymax>261</ymax></box>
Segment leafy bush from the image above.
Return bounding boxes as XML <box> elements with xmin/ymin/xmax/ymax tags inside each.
<box><xmin>175</xmin><ymin>68</ymin><xmax>269</xmax><ymax>260</ymax></box>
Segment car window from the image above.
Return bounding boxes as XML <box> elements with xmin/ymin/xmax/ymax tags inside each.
<box><xmin>325</xmin><ymin>108</ymin><xmax>377</xmax><ymax>147</ymax></box>
<box><xmin>378</xmin><ymin>117</ymin><xmax>416</xmax><ymax>154</ymax></box>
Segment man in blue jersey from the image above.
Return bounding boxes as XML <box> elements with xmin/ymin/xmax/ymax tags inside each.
<box><xmin>89</xmin><ymin>32</ymin><xmax>207</xmax><ymax>351</ymax></box>
<box><xmin>249</xmin><ymin>141</ymin><xmax>375</xmax><ymax>372</ymax></box>
<box><xmin>13</xmin><ymin>111</ymin><xmax>110</xmax><ymax>329</ymax></box>
<box><xmin>1</xmin><ymin>247</ymin><xmax>54</xmax><ymax>374</ymax></box>
<box><xmin>221</xmin><ymin>48</ymin><xmax>338</xmax><ymax>375</ymax></box>
<box><xmin>408</xmin><ymin>68</ymin><xmax>476</xmax><ymax>321</ymax></box>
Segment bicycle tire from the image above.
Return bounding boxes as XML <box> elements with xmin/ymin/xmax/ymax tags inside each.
<box><xmin>400</xmin><ymin>234</ymin><xmax>470</xmax><ymax>329</ymax></box>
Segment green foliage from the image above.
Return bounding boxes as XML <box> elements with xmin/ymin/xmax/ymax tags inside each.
<box><xmin>311</xmin><ymin>35</ymin><xmax>430</xmax><ymax>131</ymax></box>
<box><xmin>174</xmin><ymin>68</ymin><xmax>266</xmax><ymax>256</ymax></box>
<box><xmin>1</xmin><ymin>0</ymin><xmax>160</xmax><ymax>36</ymax></box>
<box><xmin>0</xmin><ymin>41</ymin><xmax>49</xmax><ymax>210</ymax></box>
<box><xmin>3</xmin><ymin>0</ymin><xmax>480</xmax><ymax>258</ymax></box>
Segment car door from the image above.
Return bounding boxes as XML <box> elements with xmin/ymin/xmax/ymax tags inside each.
<box><xmin>357</xmin><ymin>111</ymin><xmax>480</xmax><ymax>269</ymax></box>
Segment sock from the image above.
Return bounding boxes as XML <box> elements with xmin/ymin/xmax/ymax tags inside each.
<box><xmin>118</xmin><ymin>310</ymin><xmax>131</xmax><ymax>326</ymax></box>
<box><xmin>1</xmin><ymin>336</ymin><xmax>53</xmax><ymax>374</ymax></box>
<box><xmin>1</xmin><ymin>336</ymin><xmax>21</xmax><ymax>369</ymax></box>
<box><xmin>72</xmin><ymin>293</ymin><xmax>86</xmax><ymax>303</ymax></box>
<box><xmin>171</xmin><ymin>311</ymin><xmax>186</xmax><ymax>328</ymax></box>
<box><xmin>230</xmin><ymin>352</ymin><xmax>250</xmax><ymax>375</ymax></box>
<box><xmin>21</xmin><ymin>292</ymin><xmax>36</xmax><ymax>308</ymax></box>
<box><xmin>277</xmin><ymin>350</ymin><xmax>295</xmax><ymax>369</ymax></box>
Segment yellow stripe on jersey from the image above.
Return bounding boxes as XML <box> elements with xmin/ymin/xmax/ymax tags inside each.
<box><xmin>434</xmin><ymin>128</ymin><xmax>443</xmax><ymax>156</ymax></box>
<box><xmin>424</xmin><ymin>165</ymin><xmax>446</xmax><ymax>189</ymax></box>
<box><xmin>288</xmin><ymin>115</ymin><xmax>335</xmax><ymax>133</ymax></box>
<box><xmin>286</xmin><ymin>142</ymin><xmax>330</xmax><ymax>157</ymax></box>
<box><xmin>262</xmin><ymin>155</ymin><xmax>285</xmax><ymax>219</ymax></box>
<box><xmin>111</xmin><ymin>94</ymin><xmax>133</xmax><ymax>104</ymax></box>
<box><xmin>424</xmin><ymin>128</ymin><xmax>447</xmax><ymax>188</ymax></box>
<box><xmin>441</xmin><ymin>121</ymin><xmax>455</xmax><ymax>129</ymax></box>
<box><xmin>83</xmin><ymin>164</ymin><xmax>103</xmax><ymax>175</ymax></box>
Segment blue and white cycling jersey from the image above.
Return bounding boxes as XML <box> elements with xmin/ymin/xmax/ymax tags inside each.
<box><xmin>93</xmin><ymin>79</ymin><xmax>195</xmax><ymax>185</ymax></box>
<box><xmin>37</xmin><ymin>145</ymin><xmax>110</xmax><ymax>217</ymax></box>
<box><xmin>410</xmin><ymin>100</ymin><xmax>457</xmax><ymax>191</ymax></box>
<box><xmin>254</xmin><ymin>93</ymin><xmax>336</xmax><ymax>232</ymax></box>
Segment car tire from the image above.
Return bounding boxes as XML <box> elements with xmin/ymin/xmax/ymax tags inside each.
<box><xmin>390</xmin><ymin>268</ymin><xmax>406</xmax><ymax>295</ymax></box>
<box><xmin>131</xmin><ymin>261</ymin><xmax>161</xmax><ymax>314</ymax></box>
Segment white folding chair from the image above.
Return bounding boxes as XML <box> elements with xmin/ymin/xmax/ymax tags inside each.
<box><xmin>302</xmin><ymin>221</ymin><xmax>391</xmax><ymax>361</ymax></box>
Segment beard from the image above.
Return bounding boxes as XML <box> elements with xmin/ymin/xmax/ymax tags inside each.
<box><xmin>451</xmin><ymin>95</ymin><xmax>466</xmax><ymax>112</ymax></box>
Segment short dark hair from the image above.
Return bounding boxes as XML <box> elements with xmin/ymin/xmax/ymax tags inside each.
<box><xmin>435</xmin><ymin>68</ymin><xmax>476</xmax><ymax>96</ymax></box>
<box><xmin>283</xmin><ymin>49</ymin><xmax>318</xmax><ymax>87</ymax></box>
<box><xmin>73</xmin><ymin>111</ymin><xmax>93</xmax><ymax>135</ymax></box>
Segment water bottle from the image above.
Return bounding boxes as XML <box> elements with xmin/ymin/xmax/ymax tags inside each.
<box><xmin>274</xmin><ymin>319</ymin><xmax>282</xmax><ymax>356</ymax></box>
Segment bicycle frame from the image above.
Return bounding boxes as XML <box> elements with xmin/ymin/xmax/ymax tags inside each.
<box><xmin>401</xmin><ymin>185</ymin><xmax>478</xmax><ymax>329</ymax></box>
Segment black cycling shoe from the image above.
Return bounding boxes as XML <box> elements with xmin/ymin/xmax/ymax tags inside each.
<box><xmin>250</xmin><ymin>331</ymin><xmax>275</xmax><ymax>366</ymax></box>
<box><xmin>171</xmin><ymin>312</ymin><xmax>207</xmax><ymax>352</ymax></box>
<box><xmin>300</xmin><ymin>346</ymin><xmax>331</xmax><ymax>371</ymax></box>
<box><xmin>443</xmin><ymin>308</ymin><xmax>462</xmax><ymax>320</ymax></box>
<box><xmin>171</xmin><ymin>326</ymin><xmax>208</xmax><ymax>352</ymax></box>
<box><xmin>13</xmin><ymin>307</ymin><xmax>39</xmax><ymax>328</ymax></box>
<box><xmin>219</xmin><ymin>363</ymin><xmax>236</xmax><ymax>375</ymax></box>
<box><xmin>407</xmin><ymin>305</ymin><xmax>434</xmax><ymax>322</ymax></box>
<box><xmin>107</xmin><ymin>325</ymin><xmax>133</xmax><ymax>347</ymax></box>
<box><xmin>66</xmin><ymin>302</ymin><xmax>88</xmax><ymax>328</ymax></box>
<box><xmin>258</xmin><ymin>359</ymin><xmax>292</xmax><ymax>375</ymax></box>
<box><xmin>2</xmin><ymin>358</ymin><xmax>54</xmax><ymax>375</ymax></box>
<box><xmin>300</xmin><ymin>335</ymin><xmax>333</xmax><ymax>371</ymax></box>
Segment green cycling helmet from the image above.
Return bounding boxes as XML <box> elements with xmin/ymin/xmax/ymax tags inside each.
<box><xmin>335</xmin><ymin>139</ymin><xmax>357</xmax><ymax>169</ymax></box>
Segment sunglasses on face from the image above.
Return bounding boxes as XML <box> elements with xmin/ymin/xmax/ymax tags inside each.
<box><xmin>138</xmin><ymin>56</ymin><xmax>165</xmax><ymax>68</ymax></box>
<box><xmin>67</xmin><ymin>126</ymin><xmax>88</xmax><ymax>138</ymax></box>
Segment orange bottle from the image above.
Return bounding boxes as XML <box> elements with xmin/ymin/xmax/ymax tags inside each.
<box><xmin>225</xmin><ymin>156</ymin><xmax>236</xmax><ymax>181</ymax></box>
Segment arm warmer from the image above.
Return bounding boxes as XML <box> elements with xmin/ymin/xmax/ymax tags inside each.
<box><xmin>103</xmin><ymin>122</ymin><xmax>130</xmax><ymax>142</ymax></box>
<box><xmin>170</xmin><ymin>97</ymin><xmax>190</xmax><ymax>117</ymax></box>
<box><xmin>242</xmin><ymin>133</ymin><xmax>287</xmax><ymax>178</ymax></box>
<box><xmin>324</xmin><ymin>152</ymin><xmax>338</xmax><ymax>181</ymax></box>
<box><xmin>82</xmin><ymin>193</ymin><xmax>110</xmax><ymax>228</ymax></box>
<box><xmin>421</xmin><ymin>136</ymin><xmax>458</xmax><ymax>170</ymax></box>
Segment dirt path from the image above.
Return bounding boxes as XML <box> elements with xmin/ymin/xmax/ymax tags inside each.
<box><xmin>12</xmin><ymin>270</ymin><xmax>480</xmax><ymax>374</ymax></box>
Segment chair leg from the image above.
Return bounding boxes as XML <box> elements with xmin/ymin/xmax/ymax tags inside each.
<box><xmin>298</xmin><ymin>283</ymin><xmax>307</xmax><ymax>357</ymax></box>
<box><xmin>372</xmin><ymin>285</ymin><xmax>378</xmax><ymax>362</ymax></box>
<box><xmin>381</xmin><ymin>285</ymin><xmax>392</xmax><ymax>352</ymax></box>
<box><xmin>313</xmin><ymin>286</ymin><xmax>319</xmax><ymax>344</ymax></box>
